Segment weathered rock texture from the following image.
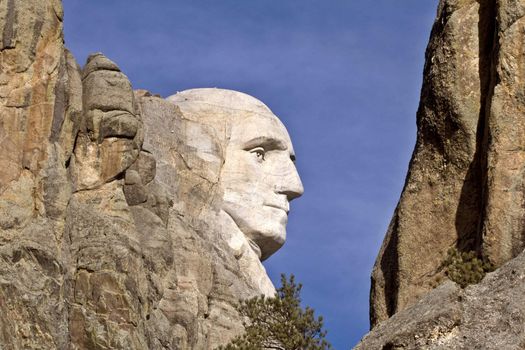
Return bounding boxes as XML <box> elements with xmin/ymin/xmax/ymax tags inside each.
<box><xmin>0</xmin><ymin>1</ymin><xmax>300</xmax><ymax>349</ymax></box>
<box><xmin>358</xmin><ymin>248</ymin><xmax>525</xmax><ymax>349</ymax></box>
<box><xmin>0</xmin><ymin>1</ymin><xmax>78</xmax><ymax>348</ymax></box>
<box><xmin>371</xmin><ymin>0</ymin><xmax>525</xmax><ymax>327</ymax></box>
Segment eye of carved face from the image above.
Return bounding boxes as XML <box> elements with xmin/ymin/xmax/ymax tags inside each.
<box><xmin>249</xmin><ymin>147</ymin><xmax>266</xmax><ymax>162</ymax></box>
<box><xmin>220</xmin><ymin>113</ymin><xmax>304</xmax><ymax>261</ymax></box>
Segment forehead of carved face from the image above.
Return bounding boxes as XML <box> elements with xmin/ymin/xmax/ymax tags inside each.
<box><xmin>220</xmin><ymin>110</ymin><xmax>304</xmax><ymax>261</ymax></box>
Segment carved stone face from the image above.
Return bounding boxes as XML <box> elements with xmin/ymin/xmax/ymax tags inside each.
<box><xmin>167</xmin><ymin>88</ymin><xmax>303</xmax><ymax>261</ymax></box>
<box><xmin>220</xmin><ymin>111</ymin><xmax>304</xmax><ymax>261</ymax></box>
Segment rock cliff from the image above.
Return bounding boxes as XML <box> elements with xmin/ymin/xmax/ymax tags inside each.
<box><xmin>360</xmin><ymin>0</ymin><xmax>525</xmax><ymax>346</ymax></box>
<box><xmin>371</xmin><ymin>0</ymin><xmax>525</xmax><ymax>328</ymax></box>
<box><xmin>0</xmin><ymin>1</ymin><xmax>302</xmax><ymax>349</ymax></box>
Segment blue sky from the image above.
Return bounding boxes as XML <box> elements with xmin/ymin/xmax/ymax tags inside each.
<box><xmin>63</xmin><ymin>1</ymin><xmax>437</xmax><ymax>347</ymax></box>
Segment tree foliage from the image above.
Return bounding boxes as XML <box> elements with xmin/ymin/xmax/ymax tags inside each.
<box><xmin>442</xmin><ymin>248</ymin><xmax>495</xmax><ymax>288</ymax></box>
<box><xmin>217</xmin><ymin>274</ymin><xmax>332</xmax><ymax>350</ymax></box>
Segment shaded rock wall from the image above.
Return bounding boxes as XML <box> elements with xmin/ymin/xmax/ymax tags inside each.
<box><xmin>0</xmin><ymin>1</ymin><xmax>272</xmax><ymax>349</ymax></box>
<box><xmin>371</xmin><ymin>0</ymin><xmax>525</xmax><ymax>327</ymax></box>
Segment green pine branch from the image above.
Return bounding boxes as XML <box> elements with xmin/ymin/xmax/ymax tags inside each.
<box><xmin>217</xmin><ymin>274</ymin><xmax>332</xmax><ymax>350</ymax></box>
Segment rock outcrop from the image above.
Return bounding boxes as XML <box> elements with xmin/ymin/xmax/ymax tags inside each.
<box><xmin>371</xmin><ymin>0</ymin><xmax>525</xmax><ymax>327</ymax></box>
<box><xmin>0</xmin><ymin>1</ymin><xmax>303</xmax><ymax>349</ymax></box>
<box><xmin>358</xmin><ymin>248</ymin><xmax>525</xmax><ymax>349</ymax></box>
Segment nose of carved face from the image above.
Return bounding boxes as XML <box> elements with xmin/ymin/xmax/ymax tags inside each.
<box><xmin>276</xmin><ymin>162</ymin><xmax>304</xmax><ymax>202</ymax></box>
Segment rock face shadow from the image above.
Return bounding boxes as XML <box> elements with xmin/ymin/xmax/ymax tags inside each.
<box><xmin>454</xmin><ymin>0</ymin><xmax>497</xmax><ymax>256</ymax></box>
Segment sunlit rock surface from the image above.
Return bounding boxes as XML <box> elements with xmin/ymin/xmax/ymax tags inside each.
<box><xmin>0</xmin><ymin>1</ymin><xmax>303</xmax><ymax>348</ymax></box>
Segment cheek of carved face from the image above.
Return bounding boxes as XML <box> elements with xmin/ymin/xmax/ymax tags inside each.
<box><xmin>220</xmin><ymin>114</ymin><xmax>303</xmax><ymax>261</ymax></box>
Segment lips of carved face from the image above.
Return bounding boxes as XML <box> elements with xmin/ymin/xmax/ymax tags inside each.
<box><xmin>220</xmin><ymin>112</ymin><xmax>304</xmax><ymax>261</ymax></box>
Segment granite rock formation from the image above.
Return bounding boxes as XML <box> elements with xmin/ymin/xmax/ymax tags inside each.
<box><xmin>0</xmin><ymin>1</ymin><xmax>303</xmax><ymax>349</ymax></box>
<box><xmin>0</xmin><ymin>1</ymin><xmax>76</xmax><ymax>348</ymax></box>
<box><xmin>371</xmin><ymin>0</ymin><xmax>525</xmax><ymax>327</ymax></box>
<box><xmin>358</xmin><ymin>248</ymin><xmax>525</xmax><ymax>349</ymax></box>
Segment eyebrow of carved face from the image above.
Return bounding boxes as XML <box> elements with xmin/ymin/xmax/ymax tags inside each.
<box><xmin>242</xmin><ymin>136</ymin><xmax>288</xmax><ymax>152</ymax></box>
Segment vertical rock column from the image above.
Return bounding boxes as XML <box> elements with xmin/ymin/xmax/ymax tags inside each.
<box><xmin>370</xmin><ymin>0</ymin><xmax>488</xmax><ymax>326</ymax></box>
<box><xmin>0</xmin><ymin>0</ymin><xmax>81</xmax><ymax>348</ymax></box>
<box><xmin>67</xmin><ymin>54</ymin><xmax>150</xmax><ymax>349</ymax></box>
<box><xmin>371</xmin><ymin>0</ymin><xmax>525</xmax><ymax>328</ymax></box>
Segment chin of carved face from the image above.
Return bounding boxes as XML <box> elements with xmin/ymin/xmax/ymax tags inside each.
<box><xmin>220</xmin><ymin>113</ymin><xmax>303</xmax><ymax>261</ymax></box>
<box><xmin>222</xmin><ymin>186</ymin><xmax>289</xmax><ymax>259</ymax></box>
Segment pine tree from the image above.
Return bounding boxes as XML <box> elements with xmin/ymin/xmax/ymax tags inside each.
<box><xmin>218</xmin><ymin>274</ymin><xmax>332</xmax><ymax>350</ymax></box>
